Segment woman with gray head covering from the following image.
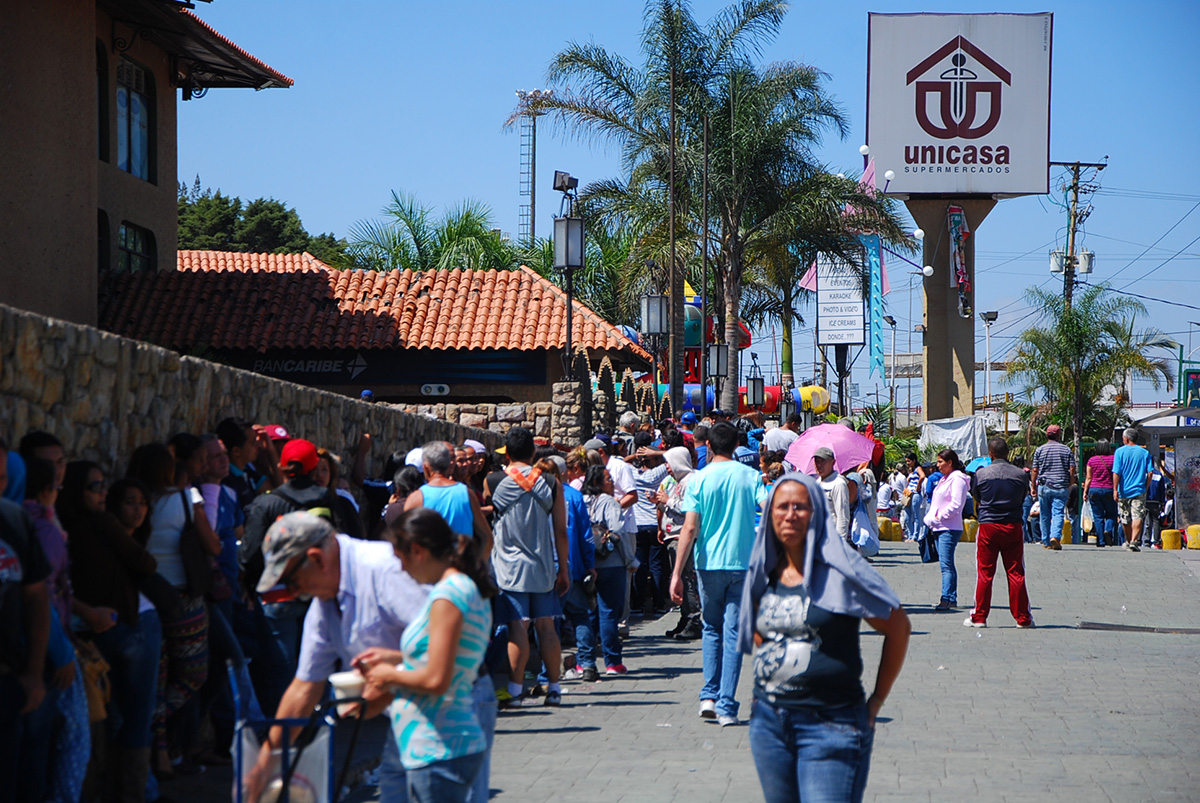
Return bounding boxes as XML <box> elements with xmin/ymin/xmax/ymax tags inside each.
<box><xmin>846</xmin><ymin>472</ymin><xmax>881</xmax><ymax>558</ymax></box>
<box><xmin>739</xmin><ymin>473</ymin><xmax>910</xmax><ymax>803</ymax></box>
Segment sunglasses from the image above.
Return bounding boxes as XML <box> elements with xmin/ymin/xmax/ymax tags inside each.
<box><xmin>86</xmin><ymin>481</ymin><xmax>108</xmax><ymax>493</ymax></box>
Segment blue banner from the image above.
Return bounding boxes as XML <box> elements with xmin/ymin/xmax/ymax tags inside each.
<box><xmin>861</xmin><ymin>235</ymin><xmax>885</xmax><ymax>379</ymax></box>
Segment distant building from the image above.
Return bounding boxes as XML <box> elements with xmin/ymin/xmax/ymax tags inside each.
<box><xmin>100</xmin><ymin>251</ymin><xmax>651</xmax><ymax>402</ymax></box>
<box><xmin>0</xmin><ymin>0</ymin><xmax>290</xmax><ymax>326</ymax></box>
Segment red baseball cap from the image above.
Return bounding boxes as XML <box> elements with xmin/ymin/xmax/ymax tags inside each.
<box><xmin>263</xmin><ymin>424</ymin><xmax>291</xmax><ymax>441</ymax></box>
<box><xmin>279</xmin><ymin>439</ymin><xmax>319</xmax><ymax>474</ymax></box>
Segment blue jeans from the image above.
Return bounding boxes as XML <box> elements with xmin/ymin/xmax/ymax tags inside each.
<box><xmin>749</xmin><ymin>699</ymin><xmax>874</xmax><ymax>803</ymax></box>
<box><xmin>379</xmin><ymin>732</ymin><xmax>409</xmax><ymax>803</ymax></box>
<box><xmin>935</xmin><ymin>530</ymin><xmax>961</xmax><ymax>605</ymax></box>
<box><xmin>1088</xmin><ymin>490</ymin><xmax>1117</xmax><ymax>545</ymax></box>
<box><xmin>562</xmin><ymin>583</ymin><xmax>597</xmax><ymax>669</ymax></box>
<box><xmin>588</xmin><ymin>566</ymin><xmax>627</xmax><ymax>667</ymax></box>
<box><xmin>1021</xmin><ymin>495</ymin><xmax>1035</xmax><ymax>542</ymax></box>
<box><xmin>904</xmin><ymin>496</ymin><xmax>924</xmax><ymax>540</ymax></box>
<box><xmin>468</xmin><ymin>676</ymin><xmax>496</xmax><ymax>803</ymax></box>
<box><xmin>696</xmin><ymin>569</ymin><xmax>745</xmax><ymax>719</ymax></box>
<box><xmin>93</xmin><ymin>610</ymin><xmax>162</xmax><ymax>748</ymax></box>
<box><xmin>1038</xmin><ymin>486</ymin><xmax>1070</xmax><ymax>545</ymax></box>
<box><xmin>407</xmin><ymin>751</ymin><xmax>486</xmax><ymax>803</ymax></box>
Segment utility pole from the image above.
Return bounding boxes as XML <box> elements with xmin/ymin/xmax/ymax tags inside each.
<box><xmin>701</xmin><ymin>115</ymin><xmax>709</xmax><ymax>419</ymax></box>
<box><xmin>668</xmin><ymin>64</ymin><xmax>684</xmax><ymax>414</ymax></box>
<box><xmin>1050</xmin><ymin>160</ymin><xmax>1106</xmax><ymax>308</ymax></box>
<box><xmin>1049</xmin><ymin>158</ymin><xmax>1106</xmax><ymax>540</ymax></box>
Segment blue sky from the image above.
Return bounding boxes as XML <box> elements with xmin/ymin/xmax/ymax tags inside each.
<box><xmin>179</xmin><ymin>0</ymin><xmax>1200</xmax><ymax>408</ymax></box>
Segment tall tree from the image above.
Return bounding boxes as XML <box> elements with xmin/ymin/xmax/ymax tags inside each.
<box><xmin>524</xmin><ymin>0</ymin><xmax>894</xmax><ymax>409</ymax></box>
<box><xmin>177</xmin><ymin>177</ymin><xmax>349</xmax><ymax>261</ymax></box>
<box><xmin>1005</xmin><ymin>283</ymin><xmax>1177</xmax><ymax>458</ymax></box>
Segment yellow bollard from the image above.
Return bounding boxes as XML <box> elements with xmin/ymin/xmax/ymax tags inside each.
<box><xmin>1188</xmin><ymin>525</ymin><xmax>1200</xmax><ymax>549</ymax></box>
<box><xmin>962</xmin><ymin>519</ymin><xmax>978</xmax><ymax>543</ymax></box>
<box><xmin>1162</xmin><ymin>529</ymin><xmax>1183</xmax><ymax>550</ymax></box>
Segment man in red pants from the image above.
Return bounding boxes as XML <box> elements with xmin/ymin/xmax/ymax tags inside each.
<box><xmin>966</xmin><ymin>437</ymin><xmax>1035</xmax><ymax>628</ymax></box>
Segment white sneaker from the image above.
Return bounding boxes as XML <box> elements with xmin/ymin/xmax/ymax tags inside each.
<box><xmin>699</xmin><ymin>699</ymin><xmax>716</xmax><ymax>719</ymax></box>
<box><xmin>717</xmin><ymin>715</ymin><xmax>739</xmax><ymax>727</ymax></box>
<box><xmin>963</xmin><ymin>617</ymin><xmax>986</xmax><ymax>628</ymax></box>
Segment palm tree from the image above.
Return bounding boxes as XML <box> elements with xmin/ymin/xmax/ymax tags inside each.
<box><xmin>740</xmin><ymin>169</ymin><xmax>910</xmax><ymax>385</ymax></box>
<box><xmin>1005</xmin><ymin>283</ymin><xmax>1177</xmax><ymax>459</ymax></box>
<box><xmin>342</xmin><ymin>191</ymin><xmax>514</xmax><ymax>272</ymax></box>
<box><xmin>524</xmin><ymin>0</ymin><xmax>876</xmax><ymax>410</ymax></box>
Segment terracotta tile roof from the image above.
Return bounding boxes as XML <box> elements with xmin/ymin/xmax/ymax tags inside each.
<box><xmin>98</xmin><ymin>251</ymin><xmax>651</xmax><ymax>362</ymax></box>
<box><xmin>179</xmin><ymin>9</ymin><xmax>293</xmax><ymax>88</ymax></box>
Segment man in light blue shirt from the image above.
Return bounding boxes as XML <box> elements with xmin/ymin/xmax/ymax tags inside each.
<box><xmin>670</xmin><ymin>422</ymin><xmax>767</xmax><ymax>726</ymax></box>
<box><xmin>245</xmin><ymin>513</ymin><xmax>427</xmax><ymax>802</ymax></box>
<box><xmin>1112</xmin><ymin>428</ymin><xmax>1155</xmax><ymax>552</ymax></box>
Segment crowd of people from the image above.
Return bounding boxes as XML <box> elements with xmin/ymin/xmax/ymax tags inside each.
<box><xmin>1</xmin><ymin>405</ymin><xmax>1173</xmax><ymax>803</ymax></box>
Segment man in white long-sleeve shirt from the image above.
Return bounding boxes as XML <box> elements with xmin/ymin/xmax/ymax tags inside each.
<box><xmin>812</xmin><ymin>447</ymin><xmax>851</xmax><ymax>543</ymax></box>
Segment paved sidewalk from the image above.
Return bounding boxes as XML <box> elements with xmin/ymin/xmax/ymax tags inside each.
<box><xmin>170</xmin><ymin>541</ymin><xmax>1200</xmax><ymax>802</ymax></box>
<box><xmin>486</xmin><ymin>541</ymin><xmax>1200</xmax><ymax>803</ymax></box>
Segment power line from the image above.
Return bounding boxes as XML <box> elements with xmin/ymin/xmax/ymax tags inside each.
<box><xmin>1116</xmin><ymin>232</ymin><xmax>1200</xmax><ymax>289</ymax></box>
<box><xmin>1077</xmin><ymin>280</ymin><xmax>1200</xmax><ymax>312</ymax></box>
<box><xmin>1105</xmin><ymin>200</ymin><xmax>1200</xmax><ymax>283</ymax></box>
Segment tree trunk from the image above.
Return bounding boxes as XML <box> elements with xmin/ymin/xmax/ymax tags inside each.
<box><xmin>720</xmin><ymin>261</ymin><xmax>743</xmax><ymax>412</ymax></box>
<box><xmin>780</xmin><ymin>286</ymin><xmax>794</xmax><ymax>387</ymax></box>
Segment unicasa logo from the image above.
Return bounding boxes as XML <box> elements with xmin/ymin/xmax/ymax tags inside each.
<box><xmin>904</xmin><ymin>36</ymin><xmax>1011</xmax><ymax>172</ymax></box>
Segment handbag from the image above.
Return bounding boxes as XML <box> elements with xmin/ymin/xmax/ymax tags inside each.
<box><xmin>138</xmin><ymin>571</ymin><xmax>185</xmax><ymax>624</ymax></box>
<box><xmin>919</xmin><ymin>531</ymin><xmax>939</xmax><ymax>563</ymax></box>
<box><xmin>75</xmin><ymin>640</ymin><xmax>111</xmax><ymax>724</ymax></box>
<box><xmin>178</xmin><ymin>490</ymin><xmax>214</xmax><ymax>597</ymax></box>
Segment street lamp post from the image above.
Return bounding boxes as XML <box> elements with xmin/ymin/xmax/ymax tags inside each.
<box><xmin>746</xmin><ymin>352</ymin><xmax>765</xmax><ymax>409</ymax></box>
<box><xmin>641</xmin><ymin>291</ymin><xmax>670</xmax><ymax>402</ymax></box>
<box><xmin>883</xmin><ymin>314</ymin><xmax>897</xmax><ymax>434</ymax></box>
<box><xmin>905</xmin><ymin>243</ymin><xmax>934</xmax><ymax>428</ymax></box>
<box><xmin>707</xmin><ymin>342</ymin><xmax>728</xmax><ymax>406</ymax></box>
<box><xmin>980</xmin><ymin>311</ymin><xmax>998</xmax><ymax>405</ymax></box>
<box><xmin>553</xmin><ymin>171</ymin><xmax>583</xmax><ymax>379</ymax></box>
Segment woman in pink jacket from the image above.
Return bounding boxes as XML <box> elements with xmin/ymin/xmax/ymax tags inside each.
<box><xmin>923</xmin><ymin>449</ymin><xmax>971</xmax><ymax>611</ymax></box>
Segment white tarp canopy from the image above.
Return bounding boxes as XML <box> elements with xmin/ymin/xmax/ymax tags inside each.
<box><xmin>919</xmin><ymin>415</ymin><xmax>990</xmax><ymax>462</ymax></box>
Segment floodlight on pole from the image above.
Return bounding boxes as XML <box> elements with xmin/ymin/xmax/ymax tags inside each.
<box><xmin>980</xmin><ymin>311</ymin><xmax>998</xmax><ymax>404</ymax></box>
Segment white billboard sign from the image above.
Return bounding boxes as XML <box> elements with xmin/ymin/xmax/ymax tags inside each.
<box><xmin>817</xmin><ymin>260</ymin><xmax>864</xmax><ymax>346</ymax></box>
<box><xmin>867</xmin><ymin>13</ymin><xmax>1052</xmax><ymax>197</ymax></box>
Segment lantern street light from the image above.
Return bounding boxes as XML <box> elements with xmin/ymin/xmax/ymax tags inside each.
<box><xmin>553</xmin><ymin>172</ymin><xmax>584</xmax><ymax>379</ymax></box>
<box><xmin>640</xmin><ymin>290</ymin><xmax>670</xmax><ymax>394</ymax></box>
<box><xmin>746</xmin><ymin>352</ymin><xmax>765</xmax><ymax>409</ymax></box>
<box><xmin>707</xmin><ymin>342</ymin><xmax>729</xmax><ymax>404</ymax></box>
<box><xmin>778</xmin><ymin>388</ymin><xmax>795</xmax><ymax>422</ymax></box>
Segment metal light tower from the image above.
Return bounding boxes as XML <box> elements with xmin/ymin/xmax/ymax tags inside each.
<box><xmin>980</xmin><ymin>311</ymin><xmax>998</xmax><ymax>405</ymax></box>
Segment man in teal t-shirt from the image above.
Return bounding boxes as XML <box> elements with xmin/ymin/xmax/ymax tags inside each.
<box><xmin>671</xmin><ymin>422</ymin><xmax>767</xmax><ymax>726</ymax></box>
<box><xmin>1112</xmin><ymin>427</ymin><xmax>1154</xmax><ymax>552</ymax></box>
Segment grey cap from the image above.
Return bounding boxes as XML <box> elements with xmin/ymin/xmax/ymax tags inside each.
<box><xmin>813</xmin><ymin>446</ymin><xmax>836</xmax><ymax>461</ymax></box>
<box><xmin>583</xmin><ymin>438</ymin><xmax>607</xmax><ymax>451</ymax></box>
<box><xmin>257</xmin><ymin>512</ymin><xmax>335</xmax><ymax>593</ymax></box>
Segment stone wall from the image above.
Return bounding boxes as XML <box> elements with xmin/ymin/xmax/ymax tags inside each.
<box><xmin>399</xmin><ymin>378</ymin><xmax>594</xmax><ymax>446</ymax></box>
<box><xmin>0</xmin><ymin>303</ymin><xmax>502</xmax><ymax>475</ymax></box>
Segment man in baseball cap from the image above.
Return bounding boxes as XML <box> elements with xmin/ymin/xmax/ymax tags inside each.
<box><xmin>244</xmin><ymin>511</ymin><xmax>427</xmax><ymax>802</ymax></box>
<box><xmin>811</xmin><ymin>446</ymin><xmax>851</xmax><ymax>542</ymax></box>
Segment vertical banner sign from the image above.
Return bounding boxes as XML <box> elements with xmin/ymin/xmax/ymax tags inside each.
<box><xmin>862</xmin><ymin>235</ymin><xmax>885</xmax><ymax>377</ymax></box>
<box><xmin>947</xmin><ymin>206</ymin><xmax>972</xmax><ymax>317</ymax></box>
<box><xmin>1175</xmin><ymin>439</ymin><xmax>1200</xmax><ymax>530</ymax></box>
<box><xmin>867</xmin><ymin>13</ymin><xmax>1052</xmax><ymax>197</ymax></box>
<box><xmin>816</xmin><ymin>258</ymin><xmax>865</xmax><ymax>346</ymax></box>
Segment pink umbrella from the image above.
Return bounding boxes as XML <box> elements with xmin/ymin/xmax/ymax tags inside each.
<box><xmin>784</xmin><ymin>423</ymin><xmax>878</xmax><ymax>475</ymax></box>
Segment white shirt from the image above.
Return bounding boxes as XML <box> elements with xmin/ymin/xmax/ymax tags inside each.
<box><xmin>607</xmin><ymin>455</ymin><xmax>638</xmax><ymax>534</ymax></box>
<box><xmin>762</xmin><ymin>426</ymin><xmax>799</xmax><ymax>453</ymax></box>
<box><xmin>146</xmin><ymin>488</ymin><xmax>204</xmax><ymax>588</ymax></box>
<box><xmin>296</xmin><ymin>536</ymin><xmax>428</xmax><ymax>683</ymax></box>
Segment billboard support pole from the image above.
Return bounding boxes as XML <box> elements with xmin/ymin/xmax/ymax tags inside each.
<box><xmin>906</xmin><ymin>198</ymin><xmax>996</xmax><ymax>420</ymax></box>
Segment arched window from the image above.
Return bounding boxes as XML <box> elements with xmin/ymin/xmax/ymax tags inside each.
<box><xmin>116</xmin><ymin>57</ymin><xmax>153</xmax><ymax>180</ymax></box>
